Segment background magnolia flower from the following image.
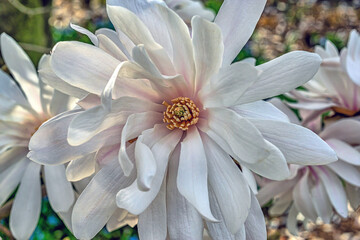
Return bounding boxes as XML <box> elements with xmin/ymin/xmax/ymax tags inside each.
<box><xmin>288</xmin><ymin>30</ymin><xmax>360</xmax><ymax>122</ymax></box>
<box><xmin>29</xmin><ymin>0</ymin><xmax>337</xmax><ymax>239</ymax></box>
<box><xmin>0</xmin><ymin>33</ymin><xmax>76</xmax><ymax>239</ymax></box>
<box><xmin>257</xmin><ymin>99</ymin><xmax>360</xmax><ymax>235</ymax></box>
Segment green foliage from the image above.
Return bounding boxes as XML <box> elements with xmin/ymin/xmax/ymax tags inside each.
<box><xmin>204</xmin><ymin>0</ymin><xmax>223</xmax><ymax>14</ymax></box>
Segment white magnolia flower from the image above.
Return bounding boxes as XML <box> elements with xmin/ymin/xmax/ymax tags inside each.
<box><xmin>257</xmin><ymin>99</ymin><xmax>360</xmax><ymax>235</ymax></box>
<box><xmin>289</xmin><ymin>30</ymin><xmax>360</xmax><ymax>120</ymax></box>
<box><xmin>29</xmin><ymin>0</ymin><xmax>337</xmax><ymax>239</ymax></box>
<box><xmin>164</xmin><ymin>0</ymin><xmax>215</xmax><ymax>24</ymax></box>
<box><xmin>0</xmin><ymin>33</ymin><xmax>76</xmax><ymax>239</ymax></box>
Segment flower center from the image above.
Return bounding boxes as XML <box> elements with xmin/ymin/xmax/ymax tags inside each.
<box><xmin>162</xmin><ymin>97</ymin><xmax>200</xmax><ymax>131</ymax></box>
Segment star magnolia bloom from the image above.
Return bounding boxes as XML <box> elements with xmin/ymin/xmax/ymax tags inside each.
<box><xmin>257</xmin><ymin>99</ymin><xmax>360</xmax><ymax>235</ymax></box>
<box><xmin>29</xmin><ymin>1</ymin><xmax>337</xmax><ymax>239</ymax></box>
<box><xmin>0</xmin><ymin>33</ymin><xmax>76</xmax><ymax>239</ymax></box>
<box><xmin>289</xmin><ymin>30</ymin><xmax>360</xmax><ymax>121</ymax></box>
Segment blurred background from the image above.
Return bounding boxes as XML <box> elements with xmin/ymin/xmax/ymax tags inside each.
<box><xmin>0</xmin><ymin>0</ymin><xmax>360</xmax><ymax>239</ymax></box>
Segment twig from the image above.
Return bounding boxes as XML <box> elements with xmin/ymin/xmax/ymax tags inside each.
<box><xmin>7</xmin><ymin>0</ymin><xmax>51</xmax><ymax>15</ymax></box>
<box><xmin>0</xmin><ymin>224</ymin><xmax>14</xmax><ymax>239</ymax></box>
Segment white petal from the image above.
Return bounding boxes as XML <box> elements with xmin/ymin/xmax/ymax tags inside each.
<box><xmin>177</xmin><ymin>127</ymin><xmax>216</xmax><ymax>221</ymax></box>
<box><xmin>346</xmin><ymin>30</ymin><xmax>360</xmax><ymax>85</ymax></box>
<box><xmin>106</xmin><ymin>209</ymin><xmax>134</xmax><ymax>232</ymax></box>
<box><xmin>10</xmin><ymin>162</ymin><xmax>41</xmax><ymax>240</ymax></box>
<box><xmin>201</xmin><ymin>62</ymin><xmax>259</xmax><ymax>108</ymax></box>
<box><xmin>313</xmin><ymin>167</ymin><xmax>348</xmax><ymax>218</ymax></box>
<box><xmin>0</xmin><ymin>147</ymin><xmax>27</xmax><ymax>173</ymax></box>
<box><xmin>70</xmin><ymin>23</ymin><xmax>98</xmax><ymax>46</ymax></box>
<box><xmin>327</xmin><ymin>160</ymin><xmax>360</xmax><ymax>187</ymax></box>
<box><xmin>202</xmin><ymin>133</ymin><xmax>250</xmax><ymax>233</ymax></box>
<box><xmin>167</xmin><ymin>146</ymin><xmax>204</xmax><ymax>240</ymax></box>
<box><xmin>244</xmin><ymin>192</ymin><xmax>267</xmax><ymax>240</ymax></box>
<box><xmin>256</xmin><ymin>178</ymin><xmax>298</xmax><ymax>206</ymax></box>
<box><xmin>135</xmin><ymin>137</ymin><xmax>157</xmax><ymax>191</ymax></box>
<box><xmin>207</xmin><ymin>108</ymin><xmax>269</xmax><ymax>164</ymax></box>
<box><xmin>292</xmin><ymin>168</ymin><xmax>318</xmax><ymax>221</ymax></box>
<box><xmin>49</xmin><ymin>90</ymin><xmax>74</xmax><ymax>116</ymax></box>
<box><xmin>269</xmin><ymin>191</ymin><xmax>293</xmax><ymax>217</ymax></box>
<box><xmin>345</xmin><ymin>184</ymin><xmax>360</xmax><ymax>210</ymax></box>
<box><xmin>116</xmin><ymin>128</ymin><xmax>182</xmax><ymax>215</ymax></box>
<box><xmin>72</xmin><ymin>159</ymin><xmax>135</xmax><ymax>239</ymax></box>
<box><xmin>138</xmin><ymin>182</ymin><xmax>167</xmax><ymax>240</ymax></box>
<box><xmin>238</xmin><ymin>51</ymin><xmax>322</xmax><ymax>104</ymax></box>
<box><xmin>269</xmin><ymin>98</ymin><xmax>299</xmax><ymax>124</ymax></box>
<box><xmin>325</xmin><ymin>138</ymin><xmax>360</xmax><ymax>166</ymax></box>
<box><xmin>320</xmin><ymin>119</ymin><xmax>360</xmax><ymax>145</ymax></box>
<box><xmin>66</xmin><ymin>153</ymin><xmax>96</xmax><ymax>182</ymax></box>
<box><xmin>311</xmin><ymin>180</ymin><xmax>333</xmax><ymax>223</ymax></box>
<box><xmin>0</xmin><ymin>69</ymin><xmax>27</xmax><ymax>106</ymax></box>
<box><xmin>0</xmin><ymin>158</ymin><xmax>28</xmax><ymax>206</ymax></box>
<box><xmin>51</xmin><ymin>41</ymin><xmax>120</xmax><ymax>95</ymax></box>
<box><xmin>0</xmin><ymin>33</ymin><xmax>42</xmax><ymax>112</ymax></box>
<box><xmin>97</xmin><ymin>34</ymin><xmax>128</xmax><ymax>61</ymax></box>
<box><xmin>214</xmin><ymin>0</ymin><xmax>266</xmax><ymax>66</ymax></box>
<box><xmin>242</xmin><ymin>166</ymin><xmax>258</xmax><ymax>194</ymax></box>
<box><xmin>192</xmin><ymin>16</ymin><xmax>223</xmax><ymax>92</ymax></box>
<box><xmin>251</xmin><ymin>119</ymin><xmax>337</xmax><ymax>165</ymax></box>
<box><xmin>286</xmin><ymin>204</ymin><xmax>299</xmax><ymax>236</ymax></box>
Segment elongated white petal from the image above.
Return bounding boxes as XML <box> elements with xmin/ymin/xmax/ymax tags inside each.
<box><xmin>0</xmin><ymin>147</ymin><xmax>27</xmax><ymax>173</ymax></box>
<box><xmin>238</xmin><ymin>51</ymin><xmax>321</xmax><ymax>104</ymax></box>
<box><xmin>286</xmin><ymin>204</ymin><xmax>299</xmax><ymax>236</ymax></box>
<box><xmin>0</xmin><ymin>69</ymin><xmax>27</xmax><ymax>106</ymax></box>
<box><xmin>10</xmin><ymin>162</ymin><xmax>41</xmax><ymax>240</ymax></box>
<box><xmin>1</xmin><ymin>33</ymin><xmax>42</xmax><ymax>112</ymax></box>
<box><xmin>269</xmin><ymin>191</ymin><xmax>293</xmax><ymax>217</ymax></box>
<box><xmin>192</xmin><ymin>16</ymin><xmax>223</xmax><ymax>92</ymax></box>
<box><xmin>269</xmin><ymin>98</ymin><xmax>299</xmax><ymax>124</ymax></box>
<box><xmin>207</xmin><ymin>108</ymin><xmax>268</xmax><ymax>164</ymax></box>
<box><xmin>70</xmin><ymin>23</ymin><xmax>98</xmax><ymax>46</ymax></box>
<box><xmin>201</xmin><ymin>62</ymin><xmax>259</xmax><ymax>108</ymax></box>
<box><xmin>292</xmin><ymin>169</ymin><xmax>317</xmax><ymax>221</ymax></box>
<box><xmin>251</xmin><ymin>119</ymin><xmax>337</xmax><ymax>165</ymax></box>
<box><xmin>311</xmin><ymin>180</ymin><xmax>333</xmax><ymax>223</ymax></box>
<box><xmin>66</xmin><ymin>153</ymin><xmax>96</xmax><ymax>182</ymax></box>
<box><xmin>202</xmin><ymin>133</ymin><xmax>250</xmax><ymax>233</ymax></box>
<box><xmin>178</xmin><ymin>127</ymin><xmax>216</xmax><ymax>221</ymax></box>
<box><xmin>134</xmin><ymin>137</ymin><xmax>156</xmax><ymax>191</ymax></box>
<box><xmin>138</xmin><ymin>182</ymin><xmax>167</xmax><ymax>240</ymax></box>
<box><xmin>256</xmin><ymin>178</ymin><xmax>298</xmax><ymax>206</ymax></box>
<box><xmin>117</xmin><ymin>128</ymin><xmax>182</xmax><ymax>215</ymax></box>
<box><xmin>215</xmin><ymin>0</ymin><xmax>266</xmax><ymax>66</ymax></box>
<box><xmin>314</xmin><ymin>167</ymin><xmax>348</xmax><ymax>218</ymax></box>
<box><xmin>72</xmin><ymin>159</ymin><xmax>135</xmax><ymax>239</ymax></box>
<box><xmin>244</xmin><ymin>192</ymin><xmax>267</xmax><ymax>240</ymax></box>
<box><xmin>320</xmin><ymin>119</ymin><xmax>360</xmax><ymax>145</ymax></box>
<box><xmin>346</xmin><ymin>184</ymin><xmax>360</xmax><ymax>210</ymax></box>
<box><xmin>325</xmin><ymin>138</ymin><xmax>360</xmax><ymax>166</ymax></box>
<box><xmin>327</xmin><ymin>161</ymin><xmax>360</xmax><ymax>187</ymax></box>
<box><xmin>242</xmin><ymin>166</ymin><xmax>258</xmax><ymax>194</ymax></box>
<box><xmin>44</xmin><ymin>165</ymin><xmax>75</xmax><ymax>212</ymax></box>
<box><xmin>346</xmin><ymin>30</ymin><xmax>360</xmax><ymax>85</ymax></box>
<box><xmin>167</xmin><ymin>146</ymin><xmax>204</xmax><ymax>240</ymax></box>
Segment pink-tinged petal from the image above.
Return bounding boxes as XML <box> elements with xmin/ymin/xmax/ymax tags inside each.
<box><xmin>70</xmin><ymin>23</ymin><xmax>98</xmax><ymax>46</ymax></box>
<box><xmin>233</xmin><ymin>100</ymin><xmax>289</xmax><ymax>122</ymax></box>
<box><xmin>116</xmin><ymin>127</ymin><xmax>182</xmax><ymax>215</ymax></box>
<box><xmin>215</xmin><ymin>0</ymin><xmax>266</xmax><ymax>66</ymax></box>
<box><xmin>314</xmin><ymin>167</ymin><xmax>348</xmax><ymax>218</ymax></box>
<box><xmin>51</xmin><ymin>41</ymin><xmax>121</xmax><ymax>96</ymax></box>
<box><xmin>10</xmin><ymin>162</ymin><xmax>41</xmax><ymax>240</ymax></box>
<box><xmin>238</xmin><ymin>51</ymin><xmax>321</xmax><ymax>104</ymax></box>
<box><xmin>257</xmin><ymin>178</ymin><xmax>298</xmax><ymax>206</ymax></box>
<box><xmin>311</xmin><ymin>180</ymin><xmax>333</xmax><ymax>223</ymax></box>
<box><xmin>138</xmin><ymin>182</ymin><xmax>167</xmax><ymax>240</ymax></box>
<box><xmin>177</xmin><ymin>127</ymin><xmax>216</xmax><ymax>221</ymax></box>
<box><xmin>192</xmin><ymin>16</ymin><xmax>223</xmax><ymax>93</ymax></box>
<box><xmin>0</xmin><ymin>33</ymin><xmax>42</xmax><ymax>112</ymax></box>
<box><xmin>167</xmin><ymin>146</ymin><xmax>204</xmax><ymax>240</ymax></box>
<box><xmin>66</xmin><ymin>153</ymin><xmax>96</xmax><ymax>182</ymax></box>
<box><xmin>200</xmin><ymin>62</ymin><xmax>259</xmax><ymax>108</ymax></box>
<box><xmin>327</xmin><ymin>161</ymin><xmax>360</xmax><ymax>187</ymax></box>
<box><xmin>44</xmin><ymin>165</ymin><xmax>75</xmax><ymax>212</ymax></box>
<box><xmin>38</xmin><ymin>54</ymin><xmax>88</xmax><ymax>99</ymax></box>
<box><xmin>292</xmin><ymin>168</ymin><xmax>318</xmax><ymax>221</ymax></box>
<box><xmin>202</xmin><ymin>133</ymin><xmax>250</xmax><ymax>233</ymax></box>
<box><xmin>119</xmin><ymin>111</ymin><xmax>163</xmax><ymax>176</ymax></box>
<box><xmin>325</xmin><ymin>138</ymin><xmax>360</xmax><ymax>166</ymax></box>
<box><xmin>320</xmin><ymin>119</ymin><xmax>360</xmax><ymax>145</ymax></box>
<box><xmin>207</xmin><ymin>108</ymin><xmax>269</xmax><ymax>164</ymax></box>
<box><xmin>72</xmin><ymin>159</ymin><xmax>136</xmax><ymax>239</ymax></box>
<box><xmin>251</xmin><ymin>119</ymin><xmax>337</xmax><ymax>165</ymax></box>
<box><xmin>0</xmin><ymin>158</ymin><xmax>28</xmax><ymax>206</ymax></box>
<box><xmin>244</xmin><ymin>192</ymin><xmax>267</xmax><ymax>240</ymax></box>
<box><xmin>77</xmin><ymin>94</ymin><xmax>101</xmax><ymax>110</ymax></box>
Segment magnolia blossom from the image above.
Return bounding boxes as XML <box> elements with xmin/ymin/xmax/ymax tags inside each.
<box><xmin>289</xmin><ymin>30</ymin><xmax>360</xmax><ymax>121</ymax></box>
<box><xmin>164</xmin><ymin>0</ymin><xmax>215</xmax><ymax>24</ymax></box>
<box><xmin>0</xmin><ymin>33</ymin><xmax>76</xmax><ymax>239</ymax></box>
<box><xmin>29</xmin><ymin>1</ymin><xmax>337</xmax><ymax>239</ymax></box>
<box><xmin>257</xmin><ymin>99</ymin><xmax>360</xmax><ymax>235</ymax></box>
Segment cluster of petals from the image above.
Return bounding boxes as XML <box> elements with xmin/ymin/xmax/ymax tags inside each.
<box><xmin>0</xmin><ymin>33</ymin><xmax>76</xmax><ymax>239</ymax></box>
<box><xmin>257</xmin><ymin>99</ymin><xmax>360</xmax><ymax>235</ymax></box>
<box><xmin>26</xmin><ymin>1</ymin><xmax>340</xmax><ymax>239</ymax></box>
<box><xmin>288</xmin><ymin>30</ymin><xmax>360</xmax><ymax>122</ymax></box>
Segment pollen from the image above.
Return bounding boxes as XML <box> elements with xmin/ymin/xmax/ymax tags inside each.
<box><xmin>162</xmin><ymin>97</ymin><xmax>200</xmax><ymax>131</ymax></box>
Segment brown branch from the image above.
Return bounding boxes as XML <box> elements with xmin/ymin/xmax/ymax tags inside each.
<box><xmin>7</xmin><ymin>0</ymin><xmax>51</xmax><ymax>15</ymax></box>
<box><xmin>0</xmin><ymin>224</ymin><xmax>14</xmax><ymax>239</ymax></box>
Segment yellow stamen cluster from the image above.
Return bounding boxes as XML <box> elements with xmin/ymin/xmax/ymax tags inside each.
<box><xmin>332</xmin><ymin>106</ymin><xmax>359</xmax><ymax>117</ymax></box>
<box><xmin>163</xmin><ymin>97</ymin><xmax>200</xmax><ymax>131</ymax></box>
